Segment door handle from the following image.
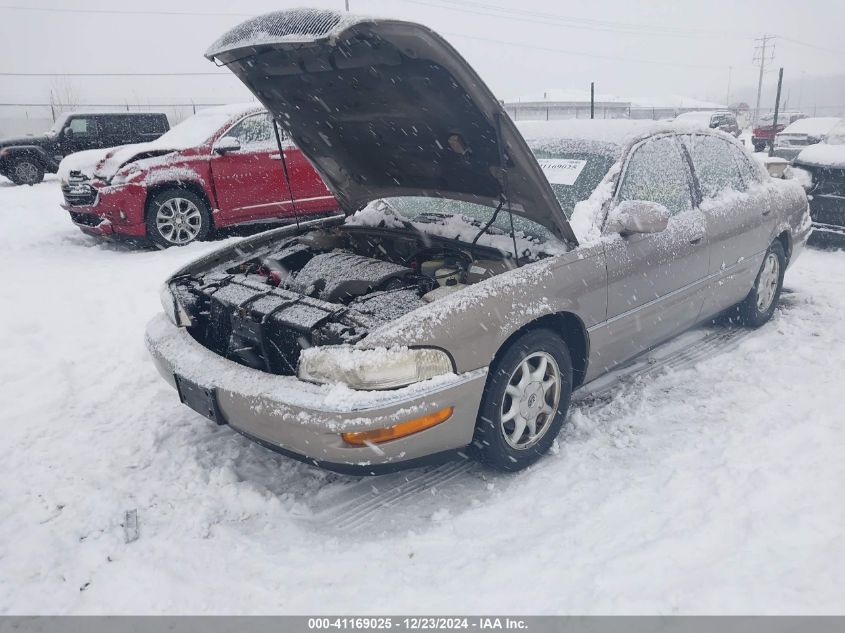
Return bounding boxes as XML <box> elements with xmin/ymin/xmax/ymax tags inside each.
<box><xmin>269</xmin><ymin>153</ymin><xmax>282</xmax><ymax>160</ymax></box>
<box><xmin>761</xmin><ymin>208</ymin><xmax>772</xmax><ymax>216</ymax></box>
<box><xmin>689</xmin><ymin>234</ymin><xmax>704</xmax><ymax>245</ymax></box>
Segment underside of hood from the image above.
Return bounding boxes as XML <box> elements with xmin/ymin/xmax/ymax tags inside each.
<box><xmin>206</xmin><ymin>8</ymin><xmax>577</xmax><ymax>246</ymax></box>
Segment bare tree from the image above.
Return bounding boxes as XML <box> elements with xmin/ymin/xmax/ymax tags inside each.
<box><xmin>48</xmin><ymin>77</ymin><xmax>80</xmax><ymax>121</ymax></box>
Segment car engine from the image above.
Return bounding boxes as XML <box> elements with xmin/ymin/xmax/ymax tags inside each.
<box><xmin>171</xmin><ymin>225</ymin><xmax>511</xmax><ymax>376</ymax></box>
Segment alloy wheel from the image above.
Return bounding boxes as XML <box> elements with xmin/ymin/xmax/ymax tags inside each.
<box><xmin>155</xmin><ymin>197</ymin><xmax>203</xmax><ymax>245</ymax></box>
<box><xmin>500</xmin><ymin>351</ymin><xmax>561</xmax><ymax>450</ymax></box>
<box><xmin>14</xmin><ymin>161</ymin><xmax>39</xmax><ymax>184</ymax></box>
<box><xmin>756</xmin><ymin>252</ymin><xmax>780</xmax><ymax>313</ymax></box>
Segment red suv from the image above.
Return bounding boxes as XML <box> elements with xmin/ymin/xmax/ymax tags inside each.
<box><xmin>752</xmin><ymin>111</ymin><xmax>806</xmax><ymax>152</ymax></box>
<box><xmin>60</xmin><ymin>104</ymin><xmax>339</xmax><ymax>246</ymax></box>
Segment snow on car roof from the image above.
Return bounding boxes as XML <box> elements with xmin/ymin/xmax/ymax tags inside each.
<box><xmin>516</xmin><ymin>119</ymin><xmax>668</xmax><ymax>152</ymax></box>
<box><xmin>780</xmin><ymin>117</ymin><xmax>842</xmax><ymax>135</ymax></box>
<box><xmin>206</xmin><ymin>7</ymin><xmax>370</xmax><ymax>57</ymax></box>
<box><xmin>795</xmin><ymin>143</ymin><xmax>845</xmax><ymax>168</ymax></box>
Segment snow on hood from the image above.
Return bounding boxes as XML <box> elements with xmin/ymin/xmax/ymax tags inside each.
<box><xmin>779</xmin><ymin>117</ymin><xmax>842</xmax><ymax>137</ymax></box>
<box><xmin>206</xmin><ymin>9</ymin><xmax>579</xmax><ymax>247</ymax></box>
<box><xmin>57</xmin><ymin>147</ymin><xmax>116</xmax><ymax>182</ymax></box>
<box><xmin>61</xmin><ymin>104</ymin><xmax>262</xmax><ymax>181</ymax></box>
<box><xmin>795</xmin><ymin>142</ymin><xmax>845</xmax><ymax>168</ymax></box>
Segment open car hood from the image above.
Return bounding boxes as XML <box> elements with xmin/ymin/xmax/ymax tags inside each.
<box><xmin>206</xmin><ymin>8</ymin><xmax>577</xmax><ymax>246</ymax></box>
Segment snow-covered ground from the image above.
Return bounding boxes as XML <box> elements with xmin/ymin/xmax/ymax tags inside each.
<box><xmin>1</xmin><ymin>176</ymin><xmax>844</xmax><ymax>614</ymax></box>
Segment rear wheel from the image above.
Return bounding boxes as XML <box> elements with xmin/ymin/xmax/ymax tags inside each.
<box><xmin>146</xmin><ymin>188</ymin><xmax>211</xmax><ymax>248</ymax></box>
<box><xmin>471</xmin><ymin>328</ymin><xmax>572</xmax><ymax>472</ymax></box>
<box><xmin>737</xmin><ymin>240</ymin><xmax>785</xmax><ymax>327</ymax></box>
<box><xmin>9</xmin><ymin>158</ymin><xmax>44</xmax><ymax>185</ymax></box>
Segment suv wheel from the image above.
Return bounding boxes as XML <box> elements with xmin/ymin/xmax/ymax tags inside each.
<box><xmin>737</xmin><ymin>240</ymin><xmax>786</xmax><ymax>327</ymax></box>
<box><xmin>146</xmin><ymin>189</ymin><xmax>211</xmax><ymax>248</ymax></box>
<box><xmin>471</xmin><ymin>328</ymin><xmax>573</xmax><ymax>472</ymax></box>
<box><xmin>10</xmin><ymin>158</ymin><xmax>44</xmax><ymax>185</ymax></box>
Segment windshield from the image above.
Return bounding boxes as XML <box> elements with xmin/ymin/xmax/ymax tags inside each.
<box><xmin>377</xmin><ymin>197</ymin><xmax>555</xmax><ymax>243</ymax></box>
<box><xmin>533</xmin><ymin>150</ymin><xmax>615</xmax><ymax>216</ymax></box>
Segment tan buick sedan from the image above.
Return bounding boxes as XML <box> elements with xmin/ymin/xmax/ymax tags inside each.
<box><xmin>147</xmin><ymin>9</ymin><xmax>811</xmax><ymax>474</ymax></box>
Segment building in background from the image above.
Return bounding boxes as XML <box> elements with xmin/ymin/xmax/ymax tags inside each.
<box><xmin>504</xmin><ymin>89</ymin><xmax>728</xmax><ymax>122</ymax></box>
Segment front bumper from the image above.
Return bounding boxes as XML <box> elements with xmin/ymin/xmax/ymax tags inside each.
<box><xmin>145</xmin><ymin>314</ymin><xmax>488</xmax><ymax>474</ymax></box>
<box><xmin>61</xmin><ymin>182</ymin><xmax>148</xmax><ymax>238</ymax></box>
<box><xmin>808</xmin><ymin>194</ymin><xmax>845</xmax><ymax>246</ymax></box>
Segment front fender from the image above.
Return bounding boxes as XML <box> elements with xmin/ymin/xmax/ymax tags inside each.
<box><xmin>362</xmin><ymin>244</ymin><xmax>608</xmax><ymax>373</ymax></box>
<box><xmin>1</xmin><ymin>145</ymin><xmax>56</xmax><ymax>170</ymax></box>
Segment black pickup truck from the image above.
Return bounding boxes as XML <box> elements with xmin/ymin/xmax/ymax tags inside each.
<box><xmin>0</xmin><ymin>111</ymin><xmax>169</xmax><ymax>185</ymax></box>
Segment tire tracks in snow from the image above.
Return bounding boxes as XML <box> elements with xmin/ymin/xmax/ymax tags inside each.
<box><xmin>300</xmin><ymin>304</ymin><xmax>793</xmax><ymax>533</ymax></box>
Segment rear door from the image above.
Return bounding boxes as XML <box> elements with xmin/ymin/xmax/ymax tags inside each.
<box><xmin>682</xmin><ymin>134</ymin><xmax>773</xmax><ymax>315</ymax></box>
<box><xmin>598</xmin><ymin>135</ymin><xmax>710</xmax><ymax>365</ymax></box>
<box><xmin>98</xmin><ymin>115</ymin><xmax>134</xmax><ymax>147</ymax></box>
<box><xmin>132</xmin><ymin>115</ymin><xmax>169</xmax><ymax>143</ymax></box>
<box><xmin>209</xmin><ymin>112</ymin><xmax>292</xmax><ymax>223</ymax></box>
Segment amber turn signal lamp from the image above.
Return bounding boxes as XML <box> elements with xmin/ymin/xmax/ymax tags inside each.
<box><xmin>341</xmin><ymin>407</ymin><xmax>454</xmax><ymax>446</ymax></box>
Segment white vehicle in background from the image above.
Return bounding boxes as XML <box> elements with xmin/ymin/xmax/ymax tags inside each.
<box><xmin>675</xmin><ymin>110</ymin><xmax>741</xmax><ymax>137</ymax></box>
<box><xmin>773</xmin><ymin>117</ymin><xmax>843</xmax><ymax>161</ymax></box>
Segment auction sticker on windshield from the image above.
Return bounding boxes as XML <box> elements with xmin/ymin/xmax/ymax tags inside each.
<box><xmin>537</xmin><ymin>158</ymin><xmax>587</xmax><ymax>185</ymax></box>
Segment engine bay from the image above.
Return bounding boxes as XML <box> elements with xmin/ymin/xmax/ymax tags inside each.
<box><xmin>171</xmin><ymin>225</ymin><xmax>515</xmax><ymax>376</ymax></box>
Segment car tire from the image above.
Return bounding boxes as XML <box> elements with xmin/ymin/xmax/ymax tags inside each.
<box><xmin>752</xmin><ymin>141</ymin><xmax>766</xmax><ymax>152</ymax></box>
<box><xmin>146</xmin><ymin>188</ymin><xmax>211</xmax><ymax>248</ymax></box>
<box><xmin>470</xmin><ymin>328</ymin><xmax>573</xmax><ymax>472</ymax></box>
<box><xmin>737</xmin><ymin>240</ymin><xmax>786</xmax><ymax>328</ymax></box>
<box><xmin>9</xmin><ymin>158</ymin><xmax>44</xmax><ymax>185</ymax></box>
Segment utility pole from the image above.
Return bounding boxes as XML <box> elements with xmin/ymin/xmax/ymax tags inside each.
<box><xmin>769</xmin><ymin>67</ymin><xmax>784</xmax><ymax>157</ymax></box>
<box><xmin>726</xmin><ymin>66</ymin><xmax>733</xmax><ymax>107</ymax></box>
<box><xmin>590</xmin><ymin>82</ymin><xmax>595</xmax><ymax>119</ymax></box>
<box><xmin>753</xmin><ymin>34</ymin><xmax>775</xmax><ymax>126</ymax></box>
<box><xmin>345</xmin><ymin>0</ymin><xmax>349</xmax><ymax>10</ymax></box>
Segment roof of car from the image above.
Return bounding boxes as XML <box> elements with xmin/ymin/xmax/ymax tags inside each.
<box><xmin>55</xmin><ymin>110</ymin><xmax>168</xmax><ymax>117</ymax></box>
<box><xmin>781</xmin><ymin>117</ymin><xmax>842</xmax><ymax>135</ymax></box>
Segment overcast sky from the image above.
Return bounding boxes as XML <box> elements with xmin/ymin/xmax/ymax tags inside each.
<box><xmin>1</xmin><ymin>0</ymin><xmax>843</xmax><ymax>113</ymax></box>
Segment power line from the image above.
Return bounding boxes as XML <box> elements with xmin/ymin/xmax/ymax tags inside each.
<box><xmin>1</xmin><ymin>72</ymin><xmax>231</xmax><ymax>77</ymax></box>
<box><xmin>0</xmin><ymin>4</ymin><xmax>253</xmax><ymax>17</ymax></box>
<box><xmin>399</xmin><ymin>0</ymin><xmax>752</xmax><ymax>39</ymax></box>
<box><xmin>442</xmin><ymin>31</ymin><xmax>732</xmax><ymax>70</ymax></box>
<box><xmin>776</xmin><ymin>35</ymin><xmax>845</xmax><ymax>56</ymax></box>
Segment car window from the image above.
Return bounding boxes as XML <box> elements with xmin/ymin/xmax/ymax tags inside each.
<box><xmin>684</xmin><ymin>134</ymin><xmax>746</xmax><ymax>198</ymax></box>
<box><xmin>68</xmin><ymin>117</ymin><xmax>96</xmax><ymax>136</ymax></box>
<box><xmin>134</xmin><ymin>116</ymin><xmax>168</xmax><ymax>135</ymax></box>
<box><xmin>532</xmin><ymin>150</ymin><xmax>616</xmax><ymax>218</ymax></box>
<box><xmin>225</xmin><ymin>113</ymin><xmax>275</xmax><ymax>148</ymax></box>
<box><xmin>617</xmin><ymin>136</ymin><xmax>692</xmax><ymax>215</ymax></box>
<box><xmin>99</xmin><ymin>116</ymin><xmax>132</xmax><ymax>138</ymax></box>
<box><xmin>728</xmin><ymin>145</ymin><xmax>762</xmax><ymax>187</ymax></box>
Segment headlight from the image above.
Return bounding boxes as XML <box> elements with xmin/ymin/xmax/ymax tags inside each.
<box><xmin>159</xmin><ymin>283</ymin><xmax>193</xmax><ymax>327</ymax></box>
<box><xmin>298</xmin><ymin>346</ymin><xmax>454</xmax><ymax>390</ymax></box>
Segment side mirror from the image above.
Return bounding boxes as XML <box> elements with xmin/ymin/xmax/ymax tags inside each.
<box><xmin>763</xmin><ymin>157</ymin><xmax>788</xmax><ymax>179</ymax></box>
<box><xmin>63</xmin><ymin>127</ymin><xmax>74</xmax><ymax>139</ymax></box>
<box><xmin>607</xmin><ymin>200</ymin><xmax>670</xmax><ymax>236</ymax></box>
<box><xmin>213</xmin><ymin>136</ymin><xmax>241</xmax><ymax>154</ymax></box>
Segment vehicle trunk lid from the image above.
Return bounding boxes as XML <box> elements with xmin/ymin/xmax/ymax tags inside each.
<box><xmin>205</xmin><ymin>8</ymin><xmax>578</xmax><ymax>246</ymax></box>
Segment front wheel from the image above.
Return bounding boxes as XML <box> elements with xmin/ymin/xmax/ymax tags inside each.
<box><xmin>9</xmin><ymin>158</ymin><xmax>44</xmax><ymax>185</ymax></box>
<box><xmin>146</xmin><ymin>188</ymin><xmax>211</xmax><ymax>248</ymax></box>
<box><xmin>737</xmin><ymin>240</ymin><xmax>786</xmax><ymax>328</ymax></box>
<box><xmin>471</xmin><ymin>328</ymin><xmax>573</xmax><ymax>472</ymax></box>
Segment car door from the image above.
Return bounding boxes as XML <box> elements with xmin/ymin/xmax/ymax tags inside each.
<box><xmin>60</xmin><ymin>116</ymin><xmax>101</xmax><ymax>155</ymax></box>
<box><xmin>98</xmin><ymin>115</ymin><xmax>134</xmax><ymax>148</ymax></box>
<box><xmin>597</xmin><ymin>135</ymin><xmax>710</xmax><ymax>366</ymax></box>
<box><xmin>280</xmin><ymin>133</ymin><xmax>337</xmax><ymax>214</ymax></box>
<box><xmin>209</xmin><ymin>112</ymin><xmax>292</xmax><ymax>223</ymax></box>
<box><xmin>682</xmin><ymin>134</ymin><xmax>774</xmax><ymax>316</ymax></box>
